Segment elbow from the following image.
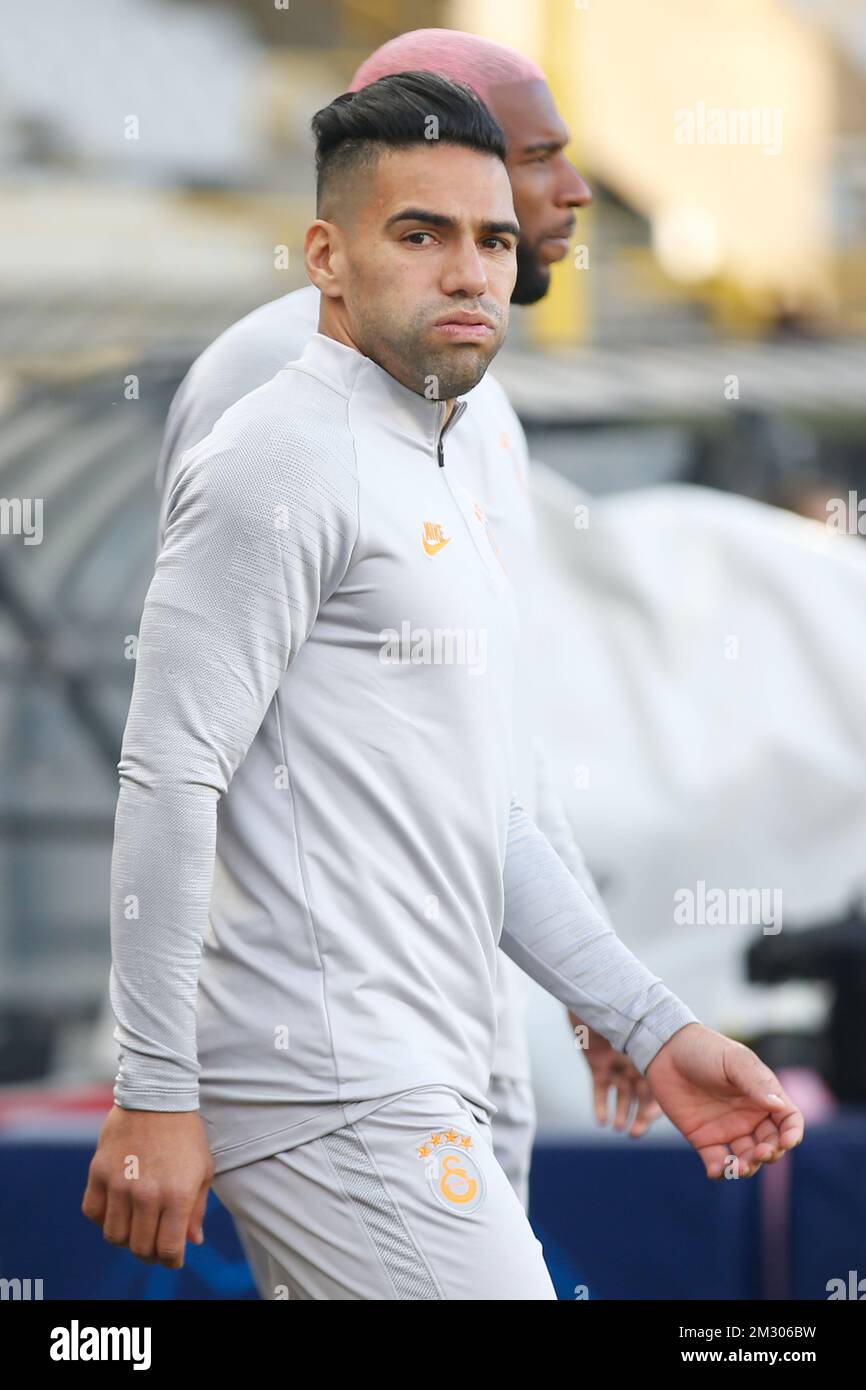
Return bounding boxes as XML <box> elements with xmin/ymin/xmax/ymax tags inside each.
<box><xmin>117</xmin><ymin>749</ymin><xmax>226</xmax><ymax>802</ymax></box>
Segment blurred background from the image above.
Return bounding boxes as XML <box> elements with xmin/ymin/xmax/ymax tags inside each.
<box><xmin>1</xmin><ymin>0</ymin><xmax>866</xmax><ymax>1299</ymax></box>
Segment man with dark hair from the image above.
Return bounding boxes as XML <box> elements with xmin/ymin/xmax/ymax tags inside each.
<box><xmin>148</xmin><ymin>32</ymin><xmax>651</xmax><ymax>1227</ymax></box>
<box><xmin>84</xmin><ymin>69</ymin><xmax>803</xmax><ymax>1300</ymax></box>
<box><xmin>313</xmin><ymin>71</ymin><xmax>502</xmax><ymax>205</ymax></box>
<box><xmin>307</xmin><ymin>72</ymin><xmax>513</xmax><ymax>400</ymax></box>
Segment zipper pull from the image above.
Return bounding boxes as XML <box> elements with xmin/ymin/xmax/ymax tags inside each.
<box><xmin>436</xmin><ymin>397</ymin><xmax>465</xmax><ymax>467</ymax></box>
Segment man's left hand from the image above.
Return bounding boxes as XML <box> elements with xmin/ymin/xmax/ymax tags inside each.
<box><xmin>645</xmin><ymin>1022</ymin><xmax>805</xmax><ymax>1178</ymax></box>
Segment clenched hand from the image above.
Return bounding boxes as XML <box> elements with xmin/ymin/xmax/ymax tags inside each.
<box><xmin>82</xmin><ymin>1106</ymin><xmax>215</xmax><ymax>1268</ymax></box>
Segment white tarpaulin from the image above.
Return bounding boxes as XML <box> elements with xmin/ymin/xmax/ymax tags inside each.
<box><xmin>523</xmin><ymin>468</ymin><xmax>866</xmax><ymax>1130</ymax></box>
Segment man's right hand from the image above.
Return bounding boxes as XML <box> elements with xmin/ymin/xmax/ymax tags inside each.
<box><xmin>82</xmin><ymin>1105</ymin><xmax>215</xmax><ymax>1269</ymax></box>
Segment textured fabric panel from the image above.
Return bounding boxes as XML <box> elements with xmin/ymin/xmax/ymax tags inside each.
<box><xmin>110</xmin><ymin>384</ymin><xmax>359</xmax><ymax>1109</ymax></box>
<box><xmin>321</xmin><ymin>1127</ymin><xmax>442</xmax><ymax>1301</ymax></box>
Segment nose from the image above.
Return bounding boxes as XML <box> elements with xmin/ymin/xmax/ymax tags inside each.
<box><xmin>440</xmin><ymin>236</ymin><xmax>489</xmax><ymax>299</ymax></box>
<box><xmin>558</xmin><ymin>160</ymin><xmax>593</xmax><ymax>211</ymax></box>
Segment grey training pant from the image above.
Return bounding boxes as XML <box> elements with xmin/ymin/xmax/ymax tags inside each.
<box><xmin>212</xmin><ymin>1084</ymin><xmax>555</xmax><ymax>1301</ymax></box>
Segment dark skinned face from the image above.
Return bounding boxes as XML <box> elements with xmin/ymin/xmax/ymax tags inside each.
<box><xmin>487</xmin><ymin>78</ymin><xmax>593</xmax><ymax>305</ymax></box>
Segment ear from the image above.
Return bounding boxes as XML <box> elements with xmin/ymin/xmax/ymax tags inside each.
<box><xmin>305</xmin><ymin>220</ymin><xmax>343</xmax><ymax>300</ymax></box>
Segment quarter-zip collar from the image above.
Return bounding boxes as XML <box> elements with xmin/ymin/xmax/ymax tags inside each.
<box><xmin>437</xmin><ymin>396</ymin><xmax>469</xmax><ymax>466</ymax></box>
<box><xmin>293</xmin><ymin>331</ymin><xmax>469</xmax><ymax>463</ymax></box>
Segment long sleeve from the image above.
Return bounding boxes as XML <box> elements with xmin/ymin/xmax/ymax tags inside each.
<box><xmin>531</xmin><ymin>735</ymin><xmax>613</xmax><ymax>928</ymax></box>
<box><xmin>506</xmin><ymin>434</ymin><xmax>614</xmax><ymax>931</ymax></box>
<box><xmin>109</xmin><ymin>412</ymin><xmax>358</xmax><ymax>1110</ymax></box>
<box><xmin>500</xmin><ymin>797</ymin><xmax>699</xmax><ymax>1074</ymax></box>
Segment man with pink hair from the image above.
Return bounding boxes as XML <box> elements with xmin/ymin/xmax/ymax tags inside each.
<box><xmin>351</xmin><ymin>29</ymin><xmax>586</xmax><ymax>306</ymax></box>
<box><xmin>350</xmin><ymin>26</ymin><xmax>547</xmax><ymax>97</ymax></box>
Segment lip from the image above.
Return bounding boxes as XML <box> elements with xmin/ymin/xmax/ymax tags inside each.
<box><xmin>549</xmin><ymin>222</ymin><xmax>577</xmax><ymax>242</ymax></box>
<box><xmin>539</xmin><ymin>236</ymin><xmax>572</xmax><ymax>264</ymax></box>
<box><xmin>434</xmin><ymin>309</ymin><xmax>496</xmax><ymax>328</ymax></box>
<box><xmin>433</xmin><ymin>322</ymin><xmax>494</xmax><ymax>341</ymax></box>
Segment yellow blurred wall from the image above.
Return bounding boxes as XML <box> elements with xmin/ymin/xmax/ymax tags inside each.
<box><xmin>451</xmin><ymin>0</ymin><xmax>836</xmax><ymax>335</ymax></box>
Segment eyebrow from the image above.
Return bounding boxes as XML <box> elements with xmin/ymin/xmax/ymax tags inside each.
<box><xmin>384</xmin><ymin>207</ymin><xmax>521</xmax><ymax>238</ymax></box>
<box><xmin>519</xmin><ymin>138</ymin><xmax>567</xmax><ymax>156</ymax></box>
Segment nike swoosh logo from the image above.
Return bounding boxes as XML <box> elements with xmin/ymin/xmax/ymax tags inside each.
<box><xmin>422</xmin><ymin>536</ymin><xmax>452</xmax><ymax>556</ymax></box>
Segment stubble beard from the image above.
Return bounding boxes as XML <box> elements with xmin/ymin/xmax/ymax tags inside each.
<box><xmin>357</xmin><ymin>304</ymin><xmax>503</xmax><ymax>401</ymax></box>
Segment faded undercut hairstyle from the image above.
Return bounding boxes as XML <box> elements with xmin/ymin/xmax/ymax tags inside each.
<box><xmin>311</xmin><ymin>70</ymin><xmax>507</xmax><ymax>219</ymax></box>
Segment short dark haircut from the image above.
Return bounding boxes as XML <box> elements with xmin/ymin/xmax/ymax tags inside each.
<box><xmin>311</xmin><ymin>71</ymin><xmax>507</xmax><ymax>218</ymax></box>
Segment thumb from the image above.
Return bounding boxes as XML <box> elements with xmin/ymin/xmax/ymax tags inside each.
<box><xmin>763</xmin><ymin>1089</ymin><xmax>788</xmax><ymax>1109</ymax></box>
<box><xmin>728</xmin><ymin>1045</ymin><xmax>788</xmax><ymax>1110</ymax></box>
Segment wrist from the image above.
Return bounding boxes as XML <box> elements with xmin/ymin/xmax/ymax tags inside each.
<box><xmin>626</xmin><ymin>1002</ymin><xmax>701</xmax><ymax>1075</ymax></box>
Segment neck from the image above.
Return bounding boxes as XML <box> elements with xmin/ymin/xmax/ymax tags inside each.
<box><xmin>316</xmin><ymin>298</ymin><xmax>362</xmax><ymax>355</ymax></box>
<box><xmin>317</xmin><ymin>298</ymin><xmax>456</xmax><ymax>416</ymax></box>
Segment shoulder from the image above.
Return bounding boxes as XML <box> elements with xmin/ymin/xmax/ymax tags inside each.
<box><xmin>194</xmin><ymin>284</ymin><xmax>319</xmax><ymax>375</ymax></box>
<box><xmin>172</xmin><ymin>364</ymin><xmax>358</xmax><ymax>519</ymax></box>
<box><xmin>174</xmin><ymin>286</ymin><xmax>320</xmax><ymax>419</ymax></box>
<box><xmin>157</xmin><ymin>284</ymin><xmax>321</xmax><ymax>498</ymax></box>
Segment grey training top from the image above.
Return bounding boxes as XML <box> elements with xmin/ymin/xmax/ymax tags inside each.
<box><xmin>111</xmin><ymin>331</ymin><xmax>698</xmax><ymax>1174</ymax></box>
<box><xmin>155</xmin><ymin>283</ymin><xmax>610</xmax><ymax>1084</ymax></box>
<box><xmin>155</xmin><ymin>284</ymin><xmax>539</xmax><ymax>1082</ymax></box>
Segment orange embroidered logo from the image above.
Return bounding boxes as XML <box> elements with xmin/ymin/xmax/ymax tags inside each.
<box><xmin>416</xmin><ymin>1128</ymin><xmax>486</xmax><ymax>1215</ymax></box>
<box><xmin>422</xmin><ymin>521</ymin><xmax>451</xmax><ymax>556</ymax></box>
